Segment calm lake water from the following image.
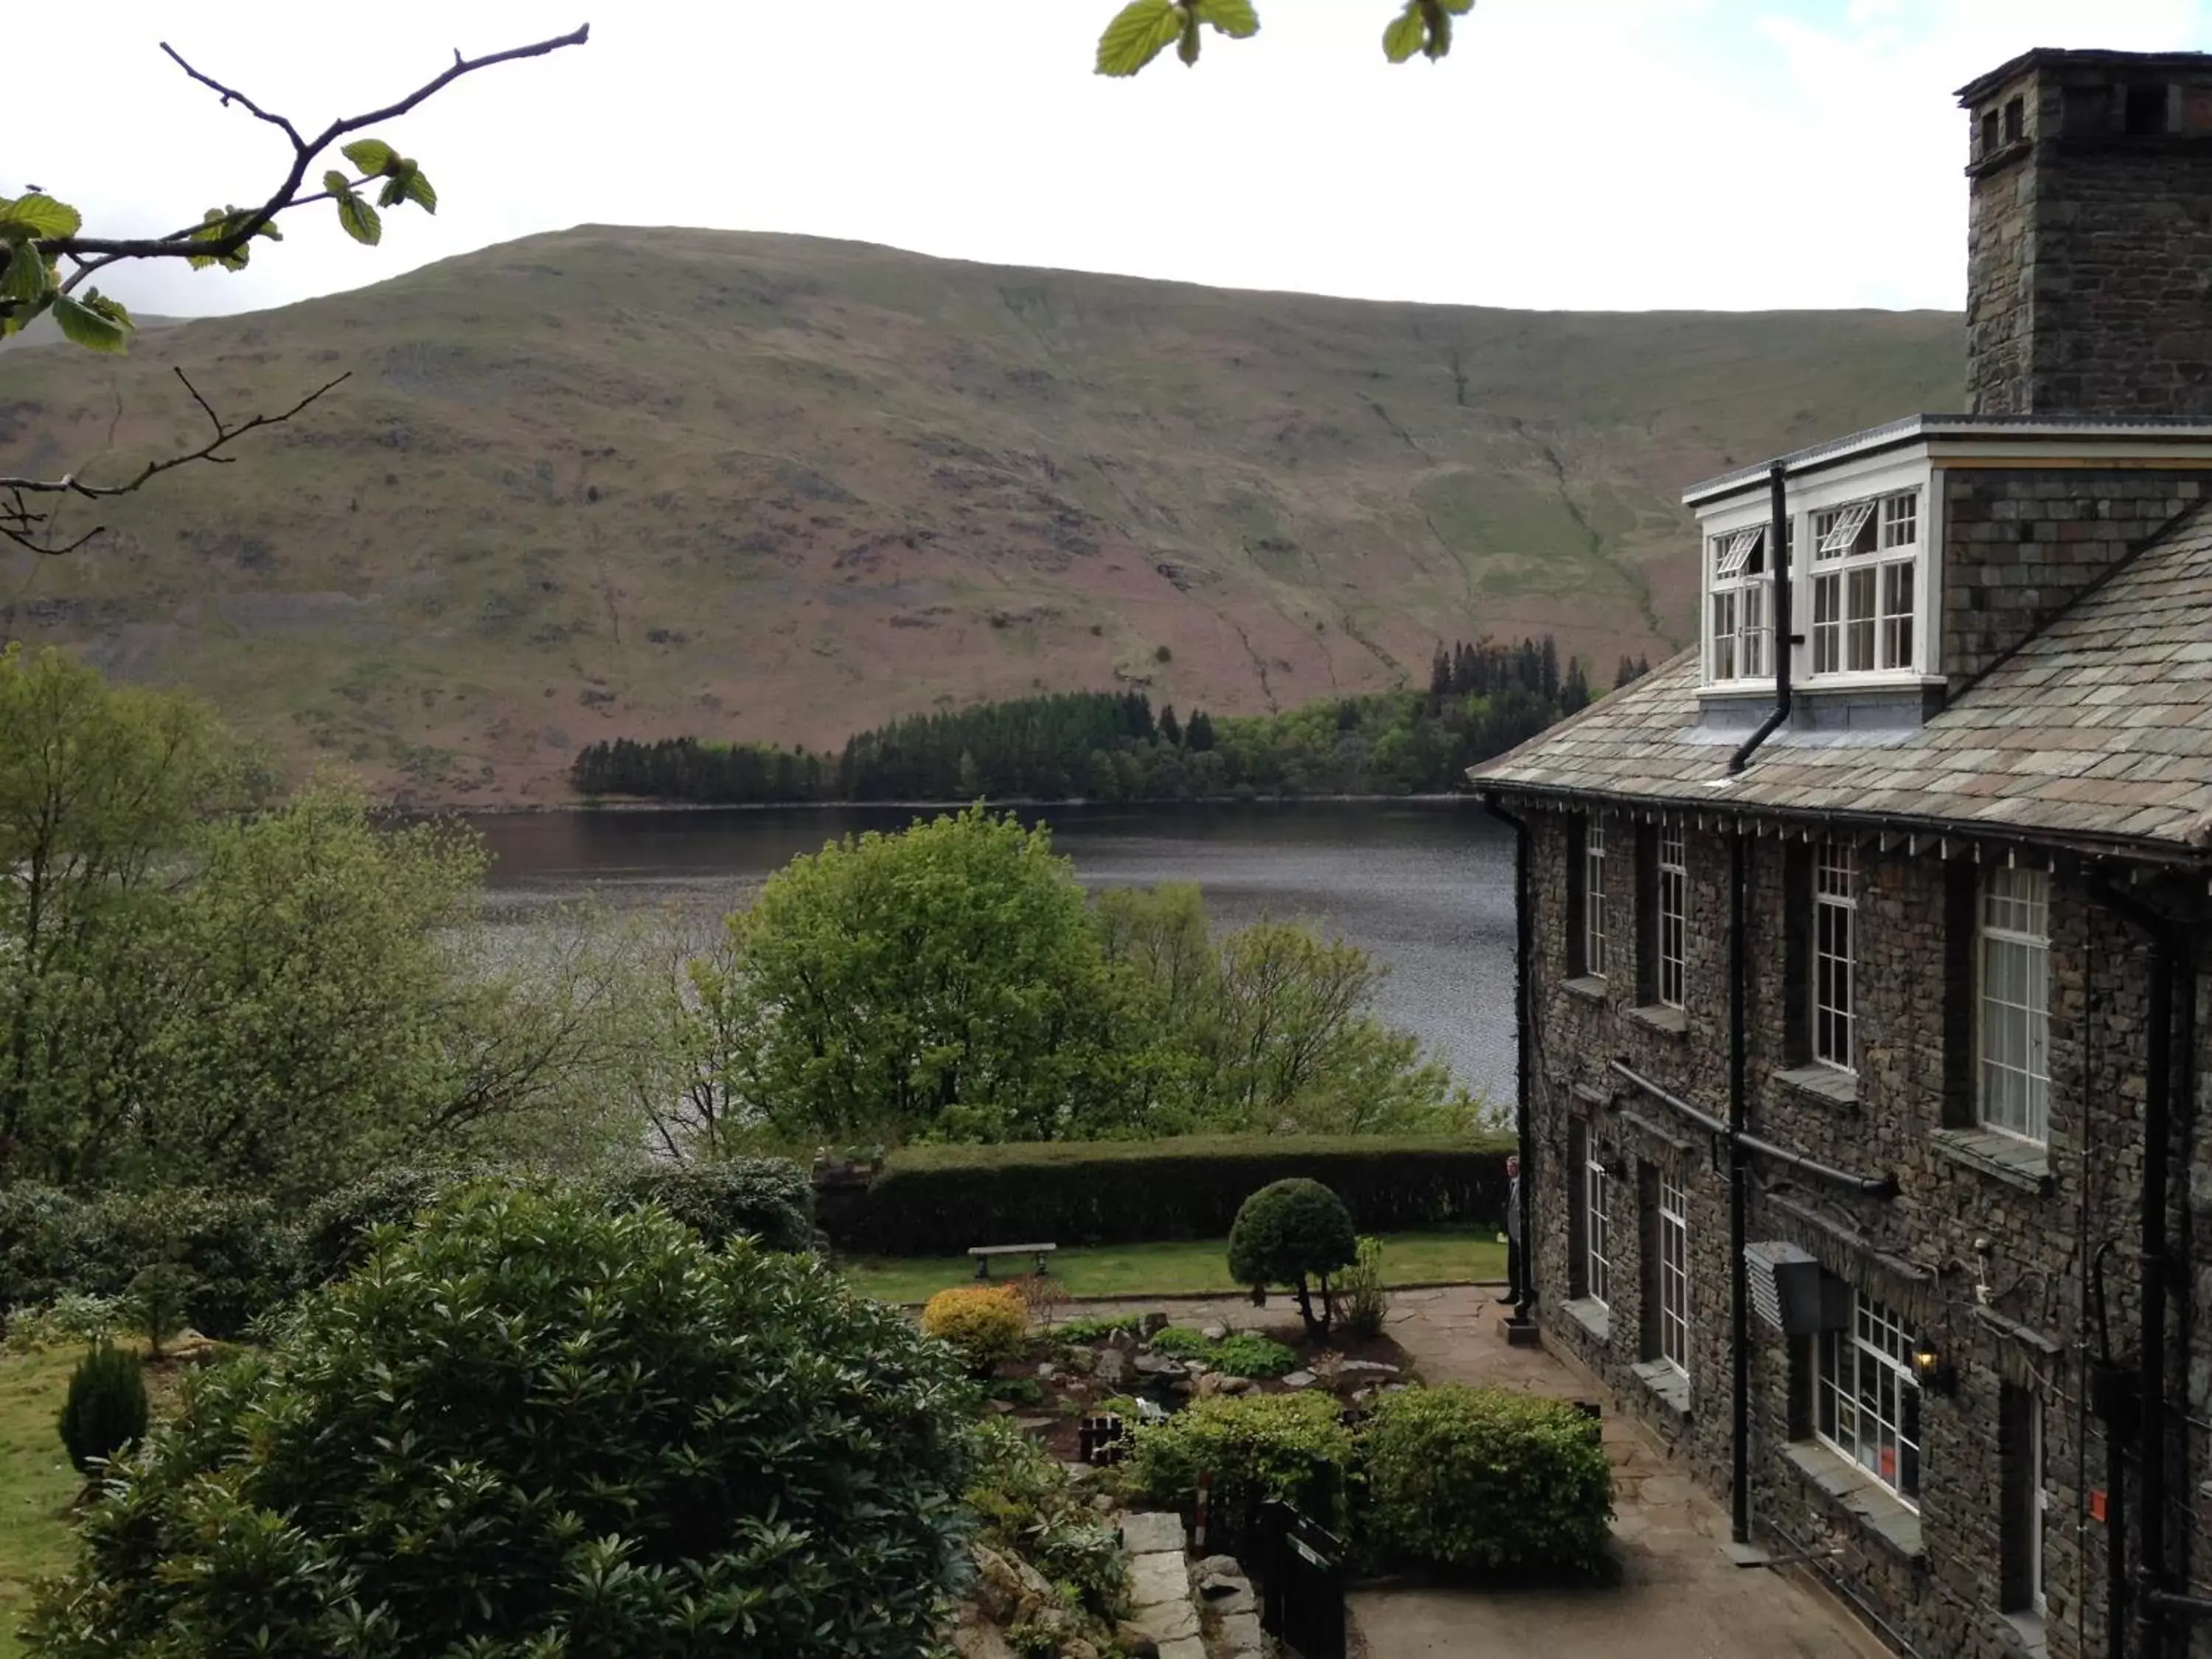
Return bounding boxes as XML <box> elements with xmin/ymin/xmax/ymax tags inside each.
<box><xmin>468</xmin><ymin>801</ymin><xmax>1519</xmax><ymax>1104</ymax></box>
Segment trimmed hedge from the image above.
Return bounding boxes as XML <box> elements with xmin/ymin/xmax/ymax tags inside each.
<box><xmin>298</xmin><ymin>1158</ymin><xmax>817</xmax><ymax>1284</ymax></box>
<box><xmin>0</xmin><ymin>1186</ymin><xmax>292</xmax><ymax>1341</ymax></box>
<box><xmin>821</xmin><ymin>1134</ymin><xmax>1511</xmax><ymax>1255</ymax></box>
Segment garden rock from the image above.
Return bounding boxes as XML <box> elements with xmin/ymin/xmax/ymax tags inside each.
<box><xmin>1217</xmin><ymin>1609</ymin><xmax>1266</xmax><ymax>1657</ymax></box>
<box><xmin>1281</xmin><ymin>1369</ymin><xmax>1317</xmax><ymax>1390</ymax></box>
<box><xmin>1141</xmin><ymin>1312</ymin><xmax>1169</xmax><ymax>1336</ymax></box>
<box><xmin>1217</xmin><ymin>1375</ymin><xmax>1252</xmax><ymax>1394</ymax></box>
<box><xmin>1063</xmin><ymin>1345</ymin><xmax>1097</xmax><ymax>1376</ymax></box>
<box><xmin>1200</xmin><ymin>1324</ymin><xmax>1227</xmax><ymax>1340</ymax></box>
<box><xmin>1115</xmin><ymin>1621</ymin><xmax>1161</xmax><ymax>1658</ymax></box>
<box><xmin>1037</xmin><ymin>1362</ymin><xmax>1057</xmax><ymax>1380</ymax></box>
<box><xmin>1120</xmin><ymin>1512</ymin><xmax>1188</xmax><ymax>1555</ymax></box>
<box><xmin>1134</xmin><ymin>1352</ymin><xmax>1186</xmax><ymax>1378</ymax></box>
<box><xmin>951</xmin><ymin>1604</ymin><xmax>1018</xmax><ymax>1659</ymax></box>
<box><xmin>1095</xmin><ymin>1347</ymin><xmax>1130</xmax><ymax>1387</ymax></box>
<box><xmin>1337</xmin><ymin>1359</ymin><xmax>1399</xmax><ymax>1377</ymax></box>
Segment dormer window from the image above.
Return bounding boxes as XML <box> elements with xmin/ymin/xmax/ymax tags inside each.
<box><xmin>1809</xmin><ymin>489</ymin><xmax>1919</xmax><ymax>676</ymax></box>
<box><xmin>1708</xmin><ymin>524</ymin><xmax>1776</xmax><ymax>683</ymax></box>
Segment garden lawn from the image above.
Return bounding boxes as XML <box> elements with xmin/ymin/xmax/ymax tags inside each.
<box><xmin>841</xmin><ymin>1227</ymin><xmax>1505</xmax><ymax>1305</ymax></box>
<box><xmin>0</xmin><ymin>1349</ymin><xmax>83</xmax><ymax>1659</ymax></box>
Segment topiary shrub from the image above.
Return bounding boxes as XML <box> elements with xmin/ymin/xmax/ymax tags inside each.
<box><xmin>27</xmin><ymin>1185</ymin><xmax>976</xmax><ymax>1659</ymax></box>
<box><xmin>1357</xmin><ymin>1384</ymin><xmax>1613</xmax><ymax>1576</ymax></box>
<box><xmin>922</xmin><ymin>1285</ymin><xmax>1029</xmax><ymax>1373</ymax></box>
<box><xmin>1228</xmin><ymin>1178</ymin><xmax>1357</xmax><ymax>1338</ymax></box>
<box><xmin>1127</xmin><ymin>1390</ymin><xmax>1353</xmax><ymax>1533</ymax></box>
<box><xmin>57</xmin><ymin>1344</ymin><xmax>147</xmax><ymax>1475</ymax></box>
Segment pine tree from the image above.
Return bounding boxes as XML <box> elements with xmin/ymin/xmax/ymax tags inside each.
<box><xmin>1429</xmin><ymin>642</ymin><xmax>1452</xmax><ymax>703</ymax></box>
<box><xmin>1158</xmin><ymin>705</ymin><xmax>1183</xmax><ymax>746</ymax></box>
<box><xmin>1615</xmin><ymin>654</ymin><xmax>1638</xmax><ymax>690</ymax></box>
<box><xmin>58</xmin><ymin>1343</ymin><xmax>147</xmax><ymax>1475</ymax></box>
<box><xmin>1186</xmin><ymin>709</ymin><xmax>1216</xmax><ymax>752</ymax></box>
<box><xmin>1539</xmin><ymin>636</ymin><xmax>1562</xmax><ymax>700</ymax></box>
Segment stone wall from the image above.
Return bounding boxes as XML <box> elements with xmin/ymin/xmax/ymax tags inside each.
<box><xmin>1938</xmin><ymin>468</ymin><xmax>2212</xmax><ymax>695</ymax></box>
<box><xmin>1518</xmin><ymin>801</ymin><xmax>2205</xmax><ymax>1659</ymax></box>
<box><xmin>1965</xmin><ymin>60</ymin><xmax>2212</xmax><ymax>418</ymax></box>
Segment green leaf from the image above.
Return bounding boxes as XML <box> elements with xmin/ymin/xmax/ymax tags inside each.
<box><xmin>0</xmin><ymin>295</ymin><xmax>54</xmax><ymax>336</ymax></box>
<box><xmin>402</xmin><ymin>170</ymin><xmax>437</xmax><ymax>214</ymax></box>
<box><xmin>1196</xmin><ymin>0</ymin><xmax>1259</xmax><ymax>36</ymax></box>
<box><xmin>1096</xmin><ymin>0</ymin><xmax>1185</xmax><ymax>76</ymax></box>
<box><xmin>1382</xmin><ymin>2</ymin><xmax>1425</xmax><ymax>62</ymax></box>
<box><xmin>341</xmin><ymin>138</ymin><xmax>398</xmax><ymax>176</ymax></box>
<box><xmin>323</xmin><ymin>170</ymin><xmax>352</xmax><ymax>197</ymax></box>
<box><xmin>52</xmin><ymin>292</ymin><xmax>128</xmax><ymax>352</ymax></box>
<box><xmin>335</xmin><ymin>192</ymin><xmax>383</xmax><ymax>247</ymax></box>
<box><xmin>0</xmin><ymin>192</ymin><xmax>83</xmax><ymax>242</ymax></box>
<box><xmin>0</xmin><ymin>245</ymin><xmax>54</xmax><ymax>305</ymax></box>
<box><xmin>81</xmin><ymin>288</ymin><xmax>133</xmax><ymax>330</ymax></box>
<box><xmin>1422</xmin><ymin>0</ymin><xmax>1453</xmax><ymax>59</ymax></box>
<box><xmin>1439</xmin><ymin>0</ymin><xmax>1473</xmax><ymax>13</ymax></box>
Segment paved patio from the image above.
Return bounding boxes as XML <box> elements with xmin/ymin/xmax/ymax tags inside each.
<box><xmin>1071</xmin><ymin>1286</ymin><xmax>1888</xmax><ymax>1659</ymax></box>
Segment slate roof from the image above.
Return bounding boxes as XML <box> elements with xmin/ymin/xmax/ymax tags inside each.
<box><xmin>1474</xmin><ymin>505</ymin><xmax>2212</xmax><ymax>858</ymax></box>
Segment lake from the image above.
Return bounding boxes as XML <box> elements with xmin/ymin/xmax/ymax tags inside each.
<box><xmin>469</xmin><ymin>801</ymin><xmax>1520</xmax><ymax>1105</ymax></box>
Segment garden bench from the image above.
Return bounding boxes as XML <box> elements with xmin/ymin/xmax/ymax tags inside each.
<box><xmin>969</xmin><ymin>1242</ymin><xmax>1057</xmax><ymax>1279</ymax></box>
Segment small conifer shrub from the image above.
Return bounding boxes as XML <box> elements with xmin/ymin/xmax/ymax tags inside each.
<box><xmin>58</xmin><ymin>1343</ymin><xmax>147</xmax><ymax>1474</ymax></box>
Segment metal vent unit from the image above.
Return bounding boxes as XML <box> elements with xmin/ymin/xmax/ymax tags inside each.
<box><xmin>1745</xmin><ymin>1241</ymin><xmax>1848</xmax><ymax>1335</ymax></box>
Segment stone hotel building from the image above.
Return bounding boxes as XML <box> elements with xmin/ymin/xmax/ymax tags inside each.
<box><xmin>1475</xmin><ymin>48</ymin><xmax>2212</xmax><ymax>1659</ymax></box>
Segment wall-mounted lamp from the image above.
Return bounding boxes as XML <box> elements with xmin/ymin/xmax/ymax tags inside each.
<box><xmin>1910</xmin><ymin>1339</ymin><xmax>1957</xmax><ymax>1395</ymax></box>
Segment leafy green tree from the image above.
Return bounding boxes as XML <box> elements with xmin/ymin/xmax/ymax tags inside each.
<box><xmin>0</xmin><ymin>649</ymin><xmax>647</xmax><ymax>1203</ymax></box>
<box><xmin>1226</xmin><ymin>1178</ymin><xmax>1358</xmax><ymax>1338</ymax></box>
<box><xmin>1096</xmin><ymin>0</ymin><xmax>1474</xmax><ymax>75</ymax></box>
<box><xmin>0</xmin><ymin>26</ymin><xmax>588</xmax><ymax>554</ymax></box>
<box><xmin>695</xmin><ymin>806</ymin><xmax>1166</xmax><ymax>1144</ymax></box>
<box><xmin>27</xmin><ymin>1185</ymin><xmax>977</xmax><ymax>1659</ymax></box>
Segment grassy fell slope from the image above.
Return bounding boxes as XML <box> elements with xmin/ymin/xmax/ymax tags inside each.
<box><xmin>0</xmin><ymin>227</ymin><xmax>1961</xmax><ymax>804</ymax></box>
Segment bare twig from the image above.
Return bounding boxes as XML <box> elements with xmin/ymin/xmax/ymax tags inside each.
<box><xmin>45</xmin><ymin>22</ymin><xmax>589</xmax><ymax>291</ymax></box>
<box><xmin>0</xmin><ymin>367</ymin><xmax>349</xmax><ymax>554</ymax></box>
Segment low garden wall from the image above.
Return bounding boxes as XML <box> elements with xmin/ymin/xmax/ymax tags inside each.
<box><xmin>816</xmin><ymin>1134</ymin><xmax>1513</xmax><ymax>1255</ymax></box>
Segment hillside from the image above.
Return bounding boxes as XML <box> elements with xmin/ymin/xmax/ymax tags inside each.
<box><xmin>0</xmin><ymin>228</ymin><xmax>1961</xmax><ymax>804</ymax></box>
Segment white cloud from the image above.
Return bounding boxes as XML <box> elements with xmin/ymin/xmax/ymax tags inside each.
<box><xmin>13</xmin><ymin>0</ymin><xmax>2212</xmax><ymax>319</ymax></box>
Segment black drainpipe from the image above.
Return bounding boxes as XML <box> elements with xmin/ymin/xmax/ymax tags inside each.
<box><xmin>1728</xmin><ymin>462</ymin><xmax>1794</xmax><ymax>776</ymax></box>
<box><xmin>2092</xmin><ymin>879</ymin><xmax>2201</xmax><ymax>1658</ymax></box>
<box><xmin>1485</xmin><ymin>797</ymin><xmax>1535</xmax><ymax>1324</ymax></box>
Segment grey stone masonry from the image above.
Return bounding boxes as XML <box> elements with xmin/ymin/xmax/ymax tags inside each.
<box><xmin>1509</xmin><ymin>801</ymin><xmax>2210</xmax><ymax>1659</ymax></box>
<box><xmin>1961</xmin><ymin>50</ymin><xmax>2212</xmax><ymax>417</ymax></box>
<box><xmin>1938</xmin><ymin>467</ymin><xmax>2212</xmax><ymax>695</ymax></box>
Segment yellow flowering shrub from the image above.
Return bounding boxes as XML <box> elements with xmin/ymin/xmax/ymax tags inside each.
<box><xmin>921</xmin><ymin>1284</ymin><xmax>1029</xmax><ymax>1371</ymax></box>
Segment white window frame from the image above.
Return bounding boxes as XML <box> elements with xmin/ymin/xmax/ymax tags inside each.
<box><xmin>1809</xmin><ymin>488</ymin><xmax>1921</xmax><ymax>678</ymax></box>
<box><xmin>1658</xmin><ymin>1171</ymin><xmax>1689</xmax><ymax>1376</ymax></box>
<box><xmin>1706</xmin><ymin>526</ymin><xmax>1774</xmax><ymax>685</ymax></box>
<box><xmin>1980</xmin><ymin>866</ymin><xmax>2051</xmax><ymax>1145</ymax></box>
<box><xmin>1584</xmin><ymin>819</ymin><xmax>1608</xmax><ymax>981</ymax></box>
<box><xmin>1813</xmin><ymin>840</ymin><xmax>1856</xmax><ymax>1072</ymax></box>
<box><xmin>2029</xmin><ymin>1391</ymin><xmax>2048</xmax><ymax>1617</ymax></box>
<box><xmin>1657</xmin><ymin>824</ymin><xmax>1687</xmax><ymax>1009</ymax></box>
<box><xmin>1818</xmin><ymin>1292</ymin><xmax>1922</xmax><ymax>1509</ymax></box>
<box><xmin>1585</xmin><ymin>1151</ymin><xmax>1613</xmax><ymax>1310</ymax></box>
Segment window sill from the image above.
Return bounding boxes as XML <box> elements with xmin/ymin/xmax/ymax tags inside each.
<box><xmin>1562</xmin><ymin>1296</ymin><xmax>1611</xmax><ymax>1345</ymax></box>
<box><xmin>1995</xmin><ymin>1611</ymin><xmax>2048</xmax><ymax>1659</ymax></box>
<box><xmin>1781</xmin><ymin>1441</ymin><xmax>1924</xmax><ymax>1562</ymax></box>
<box><xmin>1627</xmin><ymin>1004</ymin><xmax>1689</xmax><ymax>1038</ymax></box>
<box><xmin>1632</xmin><ymin>1358</ymin><xmax>1691</xmax><ymax>1419</ymax></box>
<box><xmin>1562</xmin><ymin>975</ymin><xmax>1609</xmax><ymax>1006</ymax></box>
<box><xmin>1932</xmin><ymin>1127</ymin><xmax>2051</xmax><ymax>1194</ymax></box>
<box><xmin>1777</xmin><ymin>1063</ymin><xmax>1859</xmax><ymax>1107</ymax></box>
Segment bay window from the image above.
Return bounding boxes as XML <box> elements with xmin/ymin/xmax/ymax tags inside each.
<box><xmin>1708</xmin><ymin>526</ymin><xmax>1773</xmax><ymax>683</ymax></box>
<box><xmin>1810</xmin><ymin>490</ymin><xmax>1920</xmax><ymax>675</ymax></box>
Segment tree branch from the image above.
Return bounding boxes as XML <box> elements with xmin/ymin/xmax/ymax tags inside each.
<box><xmin>0</xmin><ymin>368</ymin><xmax>349</xmax><ymax>555</ymax></box>
<box><xmin>44</xmin><ymin>22</ymin><xmax>589</xmax><ymax>289</ymax></box>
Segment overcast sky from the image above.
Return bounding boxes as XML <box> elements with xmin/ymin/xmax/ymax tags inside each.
<box><xmin>15</xmin><ymin>0</ymin><xmax>2212</xmax><ymax>321</ymax></box>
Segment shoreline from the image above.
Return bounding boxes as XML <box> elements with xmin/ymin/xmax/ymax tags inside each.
<box><xmin>428</xmin><ymin>791</ymin><xmax>1483</xmax><ymax>818</ymax></box>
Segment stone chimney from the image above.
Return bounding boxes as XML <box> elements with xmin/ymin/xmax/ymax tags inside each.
<box><xmin>1961</xmin><ymin>49</ymin><xmax>2212</xmax><ymax>417</ymax></box>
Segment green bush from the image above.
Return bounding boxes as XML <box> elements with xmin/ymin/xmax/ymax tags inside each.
<box><xmin>966</xmin><ymin>1417</ymin><xmax>1128</xmax><ymax>1632</ymax></box>
<box><xmin>822</xmin><ymin>1134</ymin><xmax>1510</xmax><ymax>1255</ymax></box>
<box><xmin>1128</xmin><ymin>1391</ymin><xmax>1353</xmax><ymax>1532</ymax></box>
<box><xmin>1211</xmin><ymin>1333</ymin><xmax>1297</xmax><ymax>1379</ymax></box>
<box><xmin>295</xmin><ymin>1156</ymin><xmax>815</xmax><ymax>1285</ymax></box>
<box><xmin>58</xmin><ymin>1344</ymin><xmax>147</xmax><ymax>1475</ymax></box>
<box><xmin>1146</xmin><ymin>1327</ymin><xmax>1295</xmax><ymax>1378</ymax></box>
<box><xmin>0</xmin><ymin>1185</ymin><xmax>293</xmax><ymax>1341</ymax></box>
<box><xmin>1338</xmin><ymin>1235</ymin><xmax>1390</xmax><ymax>1341</ymax></box>
<box><xmin>3</xmin><ymin>1293</ymin><xmax>124</xmax><ymax>1353</ymax></box>
<box><xmin>27</xmin><ymin>1185</ymin><xmax>976</xmax><ymax>1658</ymax></box>
<box><xmin>1228</xmin><ymin>1178</ymin><xmax>1357</xmax><ymax>1337</ymax></box>
<box><xmin>1055</xmin><ymin>1314</ymin><xmax>1144</xmax><ymax>1346</ymax></box>
<box><xmin>1358</xmin><ymin>1385</ymin><xmax>1613</xmax><ymax>1576</ymax></box>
